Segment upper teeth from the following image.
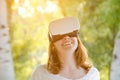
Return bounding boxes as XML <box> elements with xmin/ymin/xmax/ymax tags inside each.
<box><xmin>63</xmin><ymin>43</ymin><xmax>71</xmax><ymax>45</ymax></box>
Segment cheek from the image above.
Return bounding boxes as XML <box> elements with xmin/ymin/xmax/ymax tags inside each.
<box><xmin>54</xmin><ymin>41</ymin><xmax>62</xmax><ymax>51</ymax></box>
<box><xmin>73</xmin><ymin>38</ymin><xmax>78</xmax><ymax>47</ymax></box>
<box><xmin>76</xmin><ymin>39</ymin><xmax>78</xmax><ymax>45</ymax></box>
<box><xmin>73</xmin><ymin>37</ymin><xmax>78</xmax><ymax>43</ymax></box>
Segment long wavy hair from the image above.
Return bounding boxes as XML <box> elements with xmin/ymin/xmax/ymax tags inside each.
<box><xmin>47</xmin><ymin>37</ymin><xmax>92</xmax><ymax>74</ymax></box>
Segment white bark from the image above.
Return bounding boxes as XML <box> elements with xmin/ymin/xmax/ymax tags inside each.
<box><xmin>0</xmin><ymin>0</ymin><xmax>15</xmax><ymax>80</ymax></box>
<box><xmin>110</xmin><ymin>31</ymin><xmax>120</xmax><ymax>80</ymax></box>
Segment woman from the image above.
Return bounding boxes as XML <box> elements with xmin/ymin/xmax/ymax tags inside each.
<box><xmin>30</xmin><ymin>17</ymin><xmax>100</xmax><ymax>80</ymax></box>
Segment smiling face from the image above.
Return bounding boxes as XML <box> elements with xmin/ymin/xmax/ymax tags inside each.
<box><xmin>48</xmin><ymin>17</ymin><xmax>80</xmax><ymax>61</ymax></box>
<box><xmin>53</xmin><ymin>35</ymin><xmax>78</xmax><ymax>56</ymax></box>
<box><xmin>47</xmin><ymin>17</ymin><xmax>92</xmax><ymax>74</ymax></box>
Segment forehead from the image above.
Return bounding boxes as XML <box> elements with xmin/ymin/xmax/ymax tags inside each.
<box><xmin>49</xmin><ymin>17</ymin><xmax>80</xmax><ymax>35</ymax></box>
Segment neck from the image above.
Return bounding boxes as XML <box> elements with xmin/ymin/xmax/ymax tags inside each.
<box><xmin>59</xmin><ymin>52</ymin><xmax>77</xmax><ymax>70</ymax></box>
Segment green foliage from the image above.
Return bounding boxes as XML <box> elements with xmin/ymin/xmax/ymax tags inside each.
<box><xmin>9</xmin><ymin>0</ymin><xmax>120</xmax><ymax>80</ymax></box>
<box><xmin>81</xmin><ymin>0</ymin><xmax>120</xmax><ymax>80</ymax></box>
<box><xmin>59</xmin><ymin>0</ymin><xmax>120</xmax><ymax>80</ymax></box>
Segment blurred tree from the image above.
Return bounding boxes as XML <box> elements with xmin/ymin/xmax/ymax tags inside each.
<box><xmin>110</xmin><ymin>31</ymin><xmax>120</xmax><ymax>80</ymax></box>
<box><xmin>0</xmin><ymin>0</ymin><xmax>15</xmax><ymax>80</ymax></box>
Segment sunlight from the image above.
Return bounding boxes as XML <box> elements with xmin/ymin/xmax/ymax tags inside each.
<box><xmin>37</xmin><ymin>6</ymin><xmax>44</xmax><ymax>13</ymax></box>
<box><xmin>14</xmin><ymin>0</ymin><xmax>19</xmax><ymax>4</ymax></box>
<box><xmin>17</xmin><ymin>0</ymin><xmax>34</xmax><ymax>18</ymax></box>
<box><xmin>78</xmin><ymin>1</ymin><xmax>86</xmax><ymax>12</ymax></box>
<box><xmin>45</xmin><ymin>1</ymin><xmax>58</xmax><ymax>13</ymax></box>
<box><xmin>23</xmin><ymin>0</ymin><xmax>29</xmax><ymax>7</ymax></box>
<box><xmin>13</xmin><ymin>0</ymin><xmax>58</xmax><ymax>18</ymax></box>
<box><xmin>37</xmin><ymin>1</ymin><xmax>58</xmax><ymax>13</ymax></box>
<box><xmin>18</xmin><ymin>6</ymin><xmax>34</xmax><ymax>18</ymax></box>
<box><xmin>13</xmin><ymin>0</ymin><xmax>34</xmax><ymax>18</ymax></box>
<box><xmin>18</xmin><ymin>6</ymin><xmax>26</xmax><ymax>17</ymax></box>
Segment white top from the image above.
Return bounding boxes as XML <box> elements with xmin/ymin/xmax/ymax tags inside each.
<box><xmin>30</xmin><ymin>65</ymin><xmax>100</xmax><ymax>80</ymax></box>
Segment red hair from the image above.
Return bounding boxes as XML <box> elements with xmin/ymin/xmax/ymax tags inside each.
<box><xmin>47</xmin><ymin>37</ymin><xmax>92</xmax><ymax>74</ymax></box>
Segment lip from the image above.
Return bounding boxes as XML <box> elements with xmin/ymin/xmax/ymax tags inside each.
<box><xmin>63</xmin><ymin>42</ymin><xmax>71</xmax><ymax>45</ymax></box>
<box><xmin>62</xmin><ymin>41</ymin><xmax>73</xmax><ymax>46</ymax></box>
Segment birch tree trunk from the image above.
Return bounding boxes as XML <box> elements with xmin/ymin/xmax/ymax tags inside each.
<box><xmin>0</xmin><ymin>0</ymin><xmax>15</xmax><ymax>80</ymax></box>
<box><xmin>110</xmin><ymin>30</ymin><xmax>120</xmax><ymax>80</ymax></box>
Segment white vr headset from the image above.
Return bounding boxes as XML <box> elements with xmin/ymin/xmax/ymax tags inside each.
<box><xmin>48</xmin><ymin>17</ymin><xmax>80</xmax><ymax>42</ymax></box>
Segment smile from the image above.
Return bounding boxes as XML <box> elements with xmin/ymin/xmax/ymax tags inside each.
<box><xmin>63</xmin><ymin>42</ymin><xmax>72</xmax><ymax>46</ymax></box>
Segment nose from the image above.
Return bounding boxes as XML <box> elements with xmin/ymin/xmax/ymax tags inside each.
<box><xmin>63</xmin><ymin>36</ymin><xmax>70</xmax><ymax>40</ymax></box>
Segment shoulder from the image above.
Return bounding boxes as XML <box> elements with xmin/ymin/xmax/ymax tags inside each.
<box><xmin>89</xmin><ymin>67</ymin><xmax>99</xmax><ymax>74</ymax></box>
<box><xmin>35</xmin><ymin>64</ymin><xmax>46</xmax><ymax>71</ymax></box>
<box><xmin>33</xmin><ymin>64</ymin><xmax>47</xmax><ymax>75</ymax></box>
<box><xmin>30</xmin><ymin>64</ymin><xmax>47</xmax><ymax>80</ymax></box>
<box><xmin>84</xmin><ymin>67</ymin><xmax>100</xmax><ymax>80</ymax></box>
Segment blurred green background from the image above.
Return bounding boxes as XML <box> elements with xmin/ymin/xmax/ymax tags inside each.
<box><xmin>8</xmin><ymin>0</ymin><xmax>120</xmax><ymax>80</ymax></box>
